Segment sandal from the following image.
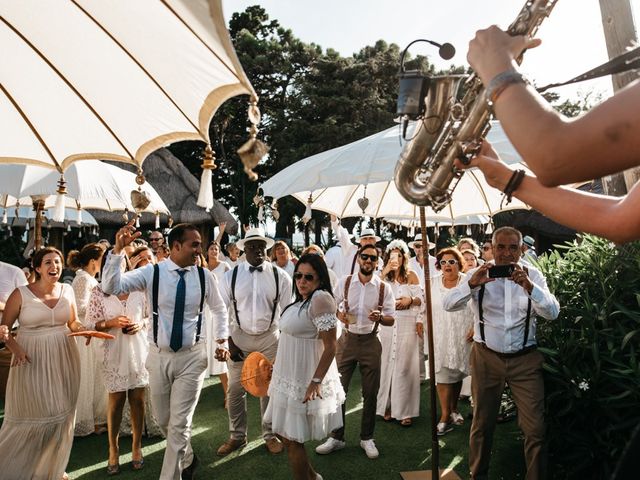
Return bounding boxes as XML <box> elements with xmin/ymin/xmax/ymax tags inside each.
<box><xmin>131</xmin><ymin>457</ymin><xmax>144</xmax><ymax>471</ymax></box>
<box><xmin>400</xmin><ymin>418</ymin><xmax>412</xmax><ymax>427</ymax></box>
<box><xmin>383</xmin><ymin>409</ymin><xmax>392</xmax><ymax>422</ymax></box>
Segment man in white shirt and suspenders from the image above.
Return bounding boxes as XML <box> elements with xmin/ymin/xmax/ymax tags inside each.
<box><xmin>443</xmin><ymin>227</ymin><xmax>559</xmax><ymax>480</ymax></box>
<box><xmin>102</xmin><ymin>222</ymin><xmax>229</xmax><ymax>480</ymax></box>
<box><xmin>316</xmin><ymin>244</ymin><xmax>395</xmax><ymax>459</ymax></box>
<box><xmin>216</xmin><ymin>227</ymin><xmax>293</xmax><ymax>457</ymax></box>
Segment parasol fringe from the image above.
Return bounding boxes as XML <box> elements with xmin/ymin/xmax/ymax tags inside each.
<box><xmin>197</xmin><ymin>168</ymin><xmax>214</xmax><ymax>210</ymax></box>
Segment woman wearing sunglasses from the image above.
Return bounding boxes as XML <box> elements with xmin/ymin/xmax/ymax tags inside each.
<box><xmin>264</xmin><ymin>254</ymin><xmax>345</xmax><ymax>480</ymax></box>
<box><xmin>377</xmin><ymin>240</ymin><xmax>423</xmax><ymax>427</ymax></box>
<box><xmin>428</xmin><ymin>248</ymin><xmax>474</xmax><ymax>435</ymax></box>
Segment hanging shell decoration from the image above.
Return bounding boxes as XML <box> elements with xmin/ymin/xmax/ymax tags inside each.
<box><xmin>237</xmin><ymin>100</ymin><xmax>270</xmax><ymax>181</ymax></box>
<box><xmin>302</xmin><ymin>194</ymin><xmax>313</xmax><ymax>224</ymax></box>
<box><xmin>271</xmin><ymin>200</ymin><xmax>280</xmax><ymax>221</ymax></box>
<box><xmin>131</xmin><ymin>170</ymin><xmax>151</xmax><ymax>213</ymax></box>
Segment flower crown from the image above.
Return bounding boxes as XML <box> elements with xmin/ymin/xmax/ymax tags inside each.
<box><xmin>385</xmin><ymin>239</ymin><xmax>409</xmax><ymax>254</ymax></box>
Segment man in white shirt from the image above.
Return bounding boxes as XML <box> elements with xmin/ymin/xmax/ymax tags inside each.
<box><xmin>102</xmin><ymin>222</ymin><xmax>229</xmax><ymax>480</ymax></box>
<box><xmin>316</xmin><ymin>244</ymin><xmax>395</xmax><ymax>460</ymax></box>
<box><xmin>330</xmin><ymin>215</ymin><xmax>381</xmax><ymax>276</ymax></box>
<box><xmin>216</xmin><ymin>227</ymin><xmax>293</xmax><ymax>457</ymax></box>
<box><xmin>0</xmin><ymin>261</ymin><xmax>28</xmax><ymax>323</ymax></box>
<box><xmin>407</xmin><ymin>233</ymin><xmax>439</xmax><ymax>287</ymax></box>
<box><xmin>443</xmin><ymin>227</ymin><xmax>559</xmax><ymax>480</ymax></box>
<box><xmin>323</xmin><ymin>244</ymin><xmax>343</xmax><ymax>277</ymax></box>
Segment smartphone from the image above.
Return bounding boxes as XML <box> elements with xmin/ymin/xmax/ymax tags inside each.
<box><xmin>488</xmin><ymin>264</ymin><xmax>515</xmax><ymax>278</ymax></box>
<box><xmin>390</xmin><ymin>251</ymin><xmax>400</xmax><ymax>262</ymax></box>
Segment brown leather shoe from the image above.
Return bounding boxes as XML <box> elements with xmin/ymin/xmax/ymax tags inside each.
<box><xmin>216</xmin><ymin>438</ymin><xmax>247</xmax><ymax>457</ymax></box>
<box><xmin>265</xmin><ymin>437</ymin><xmax>284</xmax><ymax>455</ymax></box>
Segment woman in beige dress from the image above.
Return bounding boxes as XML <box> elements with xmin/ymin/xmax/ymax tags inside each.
<box><xmin>0</xmin><ymin>247</ymin><xmax>89</xmax><ymax>480</ymax></box>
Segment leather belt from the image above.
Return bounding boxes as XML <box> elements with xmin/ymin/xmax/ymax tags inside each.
<box><xmin>478</xmin><ymin>342</ymin><xmax>537</xmax><ymax>359</ymax></box>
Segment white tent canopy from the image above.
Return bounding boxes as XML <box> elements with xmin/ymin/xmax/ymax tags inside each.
<box><xmin>0</xmin><ymin>0</ymin><xmax>255</xmax><ymax>170</ymax></box>
<box><xmin>262</xmin><ymin>120</ymin><xmax>528</xmax><ymax>220</ymax></box>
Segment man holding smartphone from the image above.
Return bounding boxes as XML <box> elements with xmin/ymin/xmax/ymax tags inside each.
<box><xmin>442</xmin><ymin>227</ymin><xmax>559</xmax><ymax>480</ymax></box>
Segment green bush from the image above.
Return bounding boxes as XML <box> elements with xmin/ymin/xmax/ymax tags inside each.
<box><xmin>535</xmin><ymin>235</ymin><xmax>640</xmax><ymax>479</ymax></box>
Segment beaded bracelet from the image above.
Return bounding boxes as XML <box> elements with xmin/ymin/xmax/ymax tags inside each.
<box><xmin>485</xmin><ymin>70</ymin><xmax>528</xmax><ymax>108</ymax></box>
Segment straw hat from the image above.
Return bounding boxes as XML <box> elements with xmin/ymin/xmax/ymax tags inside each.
<box><xmin>408</xmin><ymin>233</ymin><xmax>436</xmax><ymax>250</ymax></box>
<box><xmin>241</xmin><ymin>352</ymin><xmax>273</xmax><ymax>397</ymax></box>
<box><xmin>236</xmin><ymin>227</ymin><xmax>275</xmax><ymax>250</ymax></box>
<box><xmin>357</xmin><ymin>228</ymin><xmax>381</xmax><ymax>243</ymax></box>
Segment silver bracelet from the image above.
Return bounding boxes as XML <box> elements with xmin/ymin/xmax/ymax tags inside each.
<box><xmin>485</xmin><ymin>70</ymin><xmax>528</xmax><ymax>108</ymax></box>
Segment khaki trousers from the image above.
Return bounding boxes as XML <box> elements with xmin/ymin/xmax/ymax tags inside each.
<box><xmin>469</xmin><ymin>342</ymin><xmax>547</xmax><ymax>480</ymax></box>
<box><xmin>331</xmin><ymin>330</ymin><xmax>382</xmax><ymax>441</ymax></box>
<box><xmin>226</xmin><ymin>324</ymin><xmax>279</xmax><ymax>441</ymax></box>
<box><xmin>146</xmin><ymin>342</ymin><xmax>208</xmax><ymax>480</ymax></box>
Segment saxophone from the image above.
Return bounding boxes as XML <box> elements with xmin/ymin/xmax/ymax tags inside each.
<box><xmin>394</xmin><ymin>0</ymin><xmax>558</xmax><ymax>211</ymax></box>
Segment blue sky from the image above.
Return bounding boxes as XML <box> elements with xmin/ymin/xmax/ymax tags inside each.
<box><xmin>223</xmin><ymin>0</ymin><xmax>640</xmax><ymax>102</ymax></box>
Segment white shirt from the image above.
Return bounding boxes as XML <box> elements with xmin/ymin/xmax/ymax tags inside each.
<box><xmin>335</xmin><ymin>273</ymin><xmax>396</xmax><ymax>335</ymax></box>
<box><xmin>219</xmin><ymin>261</ymin><xmax>293</xmax><ymax>335</ymax></box>
<box><xmin>442</xmin><ymin>263</ymin><xmax>559</xmax><ymax>354</ymax></box>
<box><xmin>324</xmin><ymin>245</ymin><xmax>343</xmax><ymax>276</ymax></box>
<box><xmin>102</xmin><ymin>254</ymin><xmax>229</xmax><ymax>349</ymax></box>
<box><xmin>409</xmin><ymin>256</ymin><xmax>439</xmax><ymax>288</ymax></box>
<box><xmin>0</xmin><ymin>261</ymin><xmax>28</xmax><ymax>305</ymax></box>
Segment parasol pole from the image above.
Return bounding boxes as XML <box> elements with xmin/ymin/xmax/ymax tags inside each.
<box><xmin>32</xmin><ymin>195</ymin><xmax>47</xmax><ymax>251</ymax></box>
<box><xmin>420</xmin><ymin>206</ymin><xmax>439</xmax><ymax>478</ymax></box>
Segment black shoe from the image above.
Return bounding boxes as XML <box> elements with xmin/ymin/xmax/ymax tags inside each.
<box><xmin>182</xmin><ymin>454</ymin><xmax>199</xmax><ymax>480</ymax></box>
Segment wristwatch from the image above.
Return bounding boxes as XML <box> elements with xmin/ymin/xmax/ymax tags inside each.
<box><xmin>311</xmin><ymin>377</ymin><xmax>322</xmax><ymax>384</ymax></box>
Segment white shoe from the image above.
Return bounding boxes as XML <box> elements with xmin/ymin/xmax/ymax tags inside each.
<box><xmin>316</xmin><ymin>474</ymin><xmax>323</xmax><ymax>480</ymax></box>
<box><xmin>450</xmin><ymin>412</ymin><xmax>464</xmax><ymax>425</ymax></box>
<box><xmin>315</xmin><ymin>437</ymin><xmax>345</xmax><ymax>455</ymax></box>
<box><xmin>360</xmin><ymin>439</ymin><xmax>379</xmax><ymax>459</ymax></box>
<box><xmin>437</xmin><ymin>422</ymin><xmax>453</xmax><ymax>436</ymax></box>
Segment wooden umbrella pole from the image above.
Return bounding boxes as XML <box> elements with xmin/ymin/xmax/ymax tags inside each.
<box><xmin>33</xmin><ymin>197</ymin><xmax>45</xmax><ymax>251</ymax></box>
<box><xmin>420</xmin><ymin>206</ymin><xmax>439</xmax><ymax>478</ymax></box>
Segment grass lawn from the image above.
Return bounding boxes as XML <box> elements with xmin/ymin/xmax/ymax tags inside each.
<box><xmin>1</xmin><ymin>372</ymin><xmax>525</xmax><ymax>479</ymax></box>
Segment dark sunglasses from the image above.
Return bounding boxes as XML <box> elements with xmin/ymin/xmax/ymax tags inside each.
<box><xmin>294</xmin><ymin>272</ymin><xmax>316</xmax><ymax>281</ymax></box>
<box><xmin>439</xmin><ymin>259</ymin><xmax>458</xmax><ymax>266</ymax></box>
<box><xmin>360</xmin><ymin>253</ymin><xmax>378</xmax><ymax>262</ymax></box>
<box><xmin>482</xmin><ymin>246</ymin><xmax>492</xmax><ymax>251</ymax></box>
<box><xmin>149</xmin><ymin>238</ymin><xmax>162</xmax><ymax>242</ymax></box>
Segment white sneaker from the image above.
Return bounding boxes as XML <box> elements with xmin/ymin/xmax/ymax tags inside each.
<box><xmin>360</xmin><ymin>439</ymin><xmax>379</xmax><ymax>459</ymax></box>
<box><xmin>437</xmin><ymin>422</ymin><xmax>453</xmax><ymax>436</ymax></box>
<box><xmin>315</xmin><ymin>437</ymin><xmax>345</xmax><ymax>455</ymax></box>
<box><xmin>450</xmin><ymin>412</ymin><xmax>464</xmax><ymax>425</ymax></box>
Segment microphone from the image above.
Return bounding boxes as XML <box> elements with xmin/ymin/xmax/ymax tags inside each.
<box><xmin>438</xmin><ymin>42</ymin><xmax>456</xmax><ymax>60</ymax></box>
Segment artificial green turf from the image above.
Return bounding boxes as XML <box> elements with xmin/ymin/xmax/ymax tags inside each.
<box><xmin>35</xmin><ymin>372</ymin><xmax>525</xmax><ymax>479</ymax></box>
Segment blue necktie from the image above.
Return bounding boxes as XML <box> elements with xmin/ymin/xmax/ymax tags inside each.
<box><xmin>170</xmin><ymin>269</ymin><xmax>187</xmax><ymax>352</ymax></box>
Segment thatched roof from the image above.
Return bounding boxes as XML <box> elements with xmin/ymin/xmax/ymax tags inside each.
<box><xmin>88</xmin><ymin>148</ymin><xmax>238</xmax><ymax>234</ymax></box>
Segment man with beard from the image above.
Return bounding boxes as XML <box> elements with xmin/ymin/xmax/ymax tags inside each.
<box><xmin>316</xmin><ymin>244</ymin><xmax>395</xmax><ymax>459</ymax></box>
<box><xmin>330</xmin><ymin>215</ymin><xmax>381</xmax><ymax>276</ymax></box>
<box><xmin>216</xmin><ymin>227</ymin><xmax>293</xmax><ymax>457</ymax></box>
<box><xmin>102</xmin><ymin>222</ymin><xmax>229</xmax><ymax>480</ymax></box>
<box><xmin>443</xmin><ymin>227</ymin><xmax>559</xmax><ymax>479</ymax></box>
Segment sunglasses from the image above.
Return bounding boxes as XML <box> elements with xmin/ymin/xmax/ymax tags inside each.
<box><xmin>149</xmin><ymin>238</ymin><xmax>162</xmax><ymax>242</ymax></box>
<box><xmin>482</xmin><ymin>246</ymin><xmax>491</xmax><ymax>251</ymax></box>
<box><xmin>294</xmin><ymin>272</ymin><xmax>316</xmax><ymax>281</ymax></box>
<box><xmin>360</xmin><ymin>253</ymin><xmax>378</xmax><ymax>262</ymax></box>
<box><xmin>439</xmin><ymin>259</ymin><xmax>458</xmax><ymax>266</ymax></box>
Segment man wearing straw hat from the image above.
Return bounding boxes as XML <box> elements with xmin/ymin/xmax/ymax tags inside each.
<box><xmin>216</xmin><ymin>227</ymin><xmax>293</xmax><ymax>457</ymax></box>
<box><xmin>407</xmin><ymin>233</ymin><xmax>439</xmax><ymax>287</ymax></box>
<box><xmin>330</xmin><ymin>215</ymin><xmax>381</xmax><ymax>276</ymax></box>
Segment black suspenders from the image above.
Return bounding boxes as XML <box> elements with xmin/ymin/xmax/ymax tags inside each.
<box><xmin>230</xmin><ymin>264</ymin><xmax>280</xmax><ymax>331</ymax></box>
<box><xmin>478</xmin><ymin>283</ymin><xmax>533</xmax><ymax>350</ymax></box>
<box><xmin>152</xmin><ymin>264</ymin><xmax>205</xmax><ymax>347</ymax></box>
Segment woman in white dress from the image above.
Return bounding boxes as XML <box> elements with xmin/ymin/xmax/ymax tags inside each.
<box><xmin>428</xmin><ymin>247</ymin><xmax>474</xmax><ymax>435</ymax></box>
<box><xmin>205</xmin><ymin>241</ymin><xmax>230</xmax><ymax>404</ymax></box>
<box><xmin>270</xmin><ymin>240</ymin><xmax>296</xmax><ymax>277</ymax></box>
<box><xmin>265</xmin><ymin>254</ymin><xmax>345</xmax><ymax>480</ymax></box>
<box><xmin>88</xmin><ymin>249</ymin><xmax>150</xmax><ymax>474</ymax></box>
<box><xmin>377</xmin><ymin>240</ymin><xmax>423</xmax><ymax>426</ymax></box>
<box><xmin>0</xmin><ymin>247</ymin><xmax>90</xmax><ymax>480</ymax></box>
<box><xmin>70</xmin><ymin>243</ymin><xmax>108</xmax><ymax>437</ymax></box>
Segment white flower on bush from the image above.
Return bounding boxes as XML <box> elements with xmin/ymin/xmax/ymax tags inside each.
<box><xmin>571</xmin><ymin>378</ymin><xmax>590</xmax><ymax>391</ymax></box>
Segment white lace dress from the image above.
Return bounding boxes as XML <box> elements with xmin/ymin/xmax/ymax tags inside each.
<box><xmin>71</xmin><ymin>269</ymin><xmax>108</xmax><ymax>436</ymax></box>
<box><xmin>377</xmin><ymin>281</ymin><xmax>423</xmax><ymax>419</ymax></box>
<box><xmin>428</xmin><ymin>275</ymin><xmax>473</xmax><ymax>375</ymax></box>
<box><xmin>86</xmin><ymin>287</ymin><xmax>162</xmax><ymax>437</ymax></box>
<box><xmin>264</xmin><ymin>290</ymin><xmax>345</xmax><ymax>443</ymax></box>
